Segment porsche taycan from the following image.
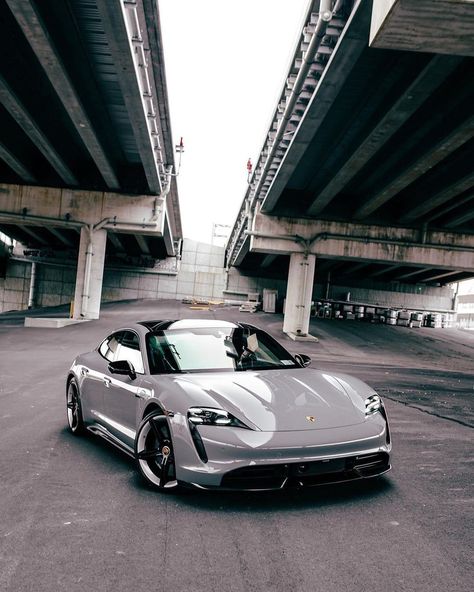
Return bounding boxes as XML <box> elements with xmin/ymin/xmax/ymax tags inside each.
<box><xmin>66</xmin><ymin>319</ymin><xmax>391</xmax><ymax>491</ymax></box>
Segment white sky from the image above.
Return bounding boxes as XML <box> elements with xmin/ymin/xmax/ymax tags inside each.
<box><xmin>158</xmin><ymin>0</ymin><xmax>309</xmax><ymax>244</ymax></box>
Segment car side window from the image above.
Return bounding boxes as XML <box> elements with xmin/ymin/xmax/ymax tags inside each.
<box><xmin>115</xmin><ymin>330</ymin><xmax>145</xmax><ymax>374</ymax></box>
<box><xmin>99</xmin><ymin>332</ymin><xmax>122</xmax><ymax>362</ymax></box>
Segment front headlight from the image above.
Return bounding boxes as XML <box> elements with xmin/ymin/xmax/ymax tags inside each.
<box><xmin>365</xmin><ymin>394</ymin><xmax>382</xmax><ymax>415</ymax></box>
<box><xmin>188</xmin><ymin>407</ymin><xmax>249</xmax><ymax>428</ymax></box>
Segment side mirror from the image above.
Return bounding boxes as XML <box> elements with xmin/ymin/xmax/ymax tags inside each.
<box><xmin>294</xmin><ymin>353</ymin><xmax>311</xmax><ymax>368</ymax></box>
<box><xmin>108</xmin><ymin>359</ymin><xmax>137</xmax><ymax>380</ymax></box>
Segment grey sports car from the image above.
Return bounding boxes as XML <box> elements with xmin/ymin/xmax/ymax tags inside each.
<box><xmin>66</xmin><ymin>319</ymin><xmax>391</xmax><ymax>491</ymax></box>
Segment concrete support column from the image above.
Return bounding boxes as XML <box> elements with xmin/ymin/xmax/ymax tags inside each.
<box><xmin>73</xmin><ymin>227</ymin><xmax>107</xmax><ymax>320</ymax></box>
<box><xmin>283</xmin><ymin>252</ymin><xmax>316</xmax><ymax>339</ymax></box>
<box><xmin>27</xmin><ymin>261</ymin><xmax>37</xmax><ymax>309</ymax></box>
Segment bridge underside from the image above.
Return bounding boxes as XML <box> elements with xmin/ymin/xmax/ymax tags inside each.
<box><xmin>227</xmin><ymin>0</ymin><xmax>474</xmax><ymax>337</ymax></box>
<box><xmin>237</xmin><ymin>252</ymin><xmax>473</xmax><ymax>288</ymax></box>
<box><xmin>0</xmin><ymin>0</ymin><xmax>181</xmax><ymax>263</ymax></box>
<box><xmin>0</xmin><ymin>0</ymin><xmax>183</xmax><ymax>318</ymax></box>
<box><xmin>266</xmin><ymin>49</ymin><xmax>473</xmax><ymax>231</ymax></box>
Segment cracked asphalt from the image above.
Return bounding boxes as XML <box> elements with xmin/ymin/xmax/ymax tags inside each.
<box><xmin>0</xmin><ymin>300</ymin><xmax>472</xmax><ymax>592</ymax></box>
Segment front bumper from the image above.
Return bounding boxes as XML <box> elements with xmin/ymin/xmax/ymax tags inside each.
<box><xmin>210</xmin><ymin>451</ymin><xmax>390</xmax><ymax>490</ymax></box>
<box><xmin>172</xmin><ymin>413</ymin><xmax>391</xmax><ymax>490</ymax></box>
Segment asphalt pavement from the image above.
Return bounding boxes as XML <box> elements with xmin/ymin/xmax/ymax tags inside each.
<box><xmin>0</xmin><ymin>299</ymin><xmax>472</xmax><ymax>592</ymax></box>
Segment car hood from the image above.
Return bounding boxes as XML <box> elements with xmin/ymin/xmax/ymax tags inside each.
<box><xmin>173</xmin><ymin>368</ymin><xmax>372</xmax><ymax>432</ymax></box>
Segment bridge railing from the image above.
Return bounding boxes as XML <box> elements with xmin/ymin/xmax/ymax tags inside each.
<box><xmin>225</xmin><ymin>0</ymin><xmax>354</xmax><ymax>268</ymax></box>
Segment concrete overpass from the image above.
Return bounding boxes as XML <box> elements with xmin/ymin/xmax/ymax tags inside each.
<box><xmin>0</xmin><ymin>0</ymin><xmax>181</xmax><ymax>318</ymax></box>
<box><xmin>226</xmin><ymin>0</ymin><xmax>474</xmax><ymax>338</ymax></box>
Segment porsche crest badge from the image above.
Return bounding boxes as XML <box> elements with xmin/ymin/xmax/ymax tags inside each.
<box><xmin>306</xmin><ymin>415</ymin><xmax>316</xmax><ymax>423</ymax></box>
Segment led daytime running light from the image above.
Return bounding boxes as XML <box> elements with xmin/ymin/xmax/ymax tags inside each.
<box><xmin>365</xmin><ymin>394</ymin><xmax>382</xmax><ymax>415</ymax></box>
<box><xmin>188</xmin><ymin>407</ymin><xmax>248</xmax><ymax>428</ymax></box>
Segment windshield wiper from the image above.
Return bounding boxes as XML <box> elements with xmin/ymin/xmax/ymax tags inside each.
<box><xmin>235</xmin><ymin>361</ymin><xmax>289</xmax><ymax>371</ymax></box>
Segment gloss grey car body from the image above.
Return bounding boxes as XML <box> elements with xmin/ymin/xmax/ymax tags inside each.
<box><xmin>66</xmin><ymin>319</ymin><xmax>391</xmax><ymax>491</ymax></box>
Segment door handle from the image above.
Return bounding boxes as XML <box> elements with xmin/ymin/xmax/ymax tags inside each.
<box><xmin>81</xmin><ymin>367</ymin><xmax>89</xmax><ymax>376</ymax></box>
<box><xmin>103</xmin><ymin>377</ymin><xmax>111</xmax><ymax>388</ymax></box>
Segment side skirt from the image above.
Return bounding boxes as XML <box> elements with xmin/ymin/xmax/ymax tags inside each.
<box><xmin>87</xmin><ymin>424</ymin><xmax>136</xmax><ymax>459</ymax></box>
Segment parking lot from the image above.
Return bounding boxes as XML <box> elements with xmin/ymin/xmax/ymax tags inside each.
<box><xmin>0</xmin><ymin>299</ymin><xmax>472</xmax><ymax>592</ymax></box>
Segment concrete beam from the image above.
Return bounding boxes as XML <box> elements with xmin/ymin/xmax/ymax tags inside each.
<box><xmin>162</xmin><ymin>212</ymin><xmax>175</xmax><ymax>257</ymax></box>
<box><xmin>107</xmin><ymin>232</ymin><xmax>125</xmax><ymax>252</ymax></box>
<box><xmin>5</xmin><ymin>0</ymin><xmax>120</xmax><ymax>190</ymax></box>
<box><xmin>47</xmin><ymin>227</ymin><xmax>75</xmax><ymax>248</ymax></box>
<box><xmin>0</xmin><ymin>183</ymin><xmax>166</xmax><ymax>236</ymax></box>
<box><xmin>309</xmin><ymin>55</ymin><xmax>462</xmax><ymax>217</ymax></box>
<box><xmin>426</xmin><ymin>194</ymin><xmax>474</xmax><ymax>223</ymax></box>
<box><xmin>232</xmin><ymin>234</ymin><xmax>251</xmax><ymax>267</ymax></box>
<box><xmin>136</xmin><ymin>234</ymin><xmax>150</xmax><ymax>255</ymax></box>
<box><xmin>248</xmin><ymin>213</ymin><xmax>474</xmax><ymax>272</ymax></box>
<box><xmin>261</xmin><ymin>254</ymin><xmax>278</xmax><ymax>268</ymax></box>
<box><xmin>0</xmin><ymin>140</ymin><xmax>36</xmax><ymax>183</ymax></box>
<box><xmin>445</xmin><ymin>206</ymin><xmax>474</xmax><ymax>228</ymax></box>
<box><xmin>400</xmin><ymin>171</ymin><xmax>474</xmax><ymax>222</ymax></box>
<box><xmin>396</xmin><ymin>267</ymin><xmax>431</xmax><ymax>280</ymax></box>
<box><xmin>0</xmin><ymin>74</ymin><xmax>77</xmax><ymax>186</ymax></box>
<box><xmin>355</xmin><ymin>112</ymin><xmax>474</xmax><ymax>219</ymax></box>
<box><xmin>422</xmin><ymin>270</ymin><xmax>463</xmax><ymax>283</ymax></box>
<box><xmin>141</xmin><ymin>0</ymin><xmax>182</xmax><ymax>239</ymax></box>
<box><xmin>346</xmin><ymin>262</ymin><xmax>369</xmax><ymax>275</ymax></box>
<box><xmin>95</xmin><ymin>0</ymin><xmax>163</xmax><ymax>195</ymax></box>
<box><xmin>18</xmin><ymin>225</ymin><xmax>48</xmax><ymax>245</ymax></box>
<box><xmin>370</xmin><ymin>0</ymin><xmax>474</xmax><ymax>57</ymax></box>
<box><xmin>261</xmin><ymin>1</ymin><xmax>371</xmax><ymax>213</ymax></box>
<box><xmin>368</xmin><ymin>264</ymin><xmax>402</xmax><ymax>278</ymax></box>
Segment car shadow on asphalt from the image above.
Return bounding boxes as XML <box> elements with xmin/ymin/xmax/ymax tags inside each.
<box><xmin>63</xmin><ymin>428</ymin><xmax>395</xmax><ymax>512</ymax></box>
<box><xmin>167</xmin><ymin>476</ymin><xmax>395</xmax><ymax>512</ymax></box>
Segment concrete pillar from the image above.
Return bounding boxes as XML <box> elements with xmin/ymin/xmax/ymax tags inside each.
<box><xmin>73</xmin><ymin>227</ymin><xmax>107</xmax><ymax>320</ymax></box>
<box><xmin>27</xmin><ymin>261</ymin><xmax>37</xmax><ymax>309</ymax></box>
<box><xmin>283</xmin><ymin>252</ymin><xmax>316</xmax><ymax>339</ymax></box>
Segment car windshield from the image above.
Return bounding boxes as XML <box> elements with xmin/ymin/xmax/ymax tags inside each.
<box><xmin>146</xmin><ymin>326</ymin><xmax>298</xmax><ymax>373</ymax></box>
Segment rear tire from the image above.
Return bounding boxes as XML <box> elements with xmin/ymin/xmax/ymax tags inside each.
<box><xmin>135</xmin><ymin>412</ymin><xmax>178</xmax><ymax>491</ymax></box>
<box><xmin>66</xmin><ymin>378</ymin><xmax>85</xmax><ymax>435</ymax></box>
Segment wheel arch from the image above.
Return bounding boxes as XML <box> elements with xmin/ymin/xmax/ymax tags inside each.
<box><xmin>66</xmin><ymin>372</ymin><xmax>77</xmax><ymax>390</ymax></box>
<box><xmin>142</xmin><ymin>402</ymin><xmax>165</xmax><ymax>420</ymax></box>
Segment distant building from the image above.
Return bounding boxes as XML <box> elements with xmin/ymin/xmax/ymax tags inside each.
<box><xmin>457</xmin><ymin>294</ymin><xmax>474</xmax><ymax>329</ymax></box>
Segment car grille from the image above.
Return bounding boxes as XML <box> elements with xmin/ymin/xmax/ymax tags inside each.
<box><xmin>220</xmin><ymin>465</ymin><xmax>289</xmax><ymax>490</ymax></box>
<box><xmin>220</xmin><ymin>452</ymin><xmax>390</xmax><ymax>490</ymax></box>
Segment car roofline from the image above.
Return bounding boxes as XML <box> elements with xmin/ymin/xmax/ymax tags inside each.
<box><xmin>140</xmin><ymin>319</ymin><xmax>270</xmax><ymax>333</ymax></box>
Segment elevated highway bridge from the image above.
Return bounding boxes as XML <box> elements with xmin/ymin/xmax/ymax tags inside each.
<box><xmin>0</xmin><ymin>0</ymin><xmax>181</xmax><ymax>318</ymax></box>
<box><xmin>1</xmin><ymin>0</ymin><xmax>473</xmax><ymax>328</ymax></box>
<box><xmin>226</xmin><ymin>0</ymin><xmax>474</xmax><ymax>337</ymax></box>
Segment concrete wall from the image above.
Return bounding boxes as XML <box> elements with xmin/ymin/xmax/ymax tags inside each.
<box><xmin>225</xmin><ymin>268</ymin><xmax>288</xmax><ymax>303</ymax></box>
<box><xmin>457</xmin><ymin>294</ymin><xmax>474</xmax><ymax>328</ymax></box>
<box><xmin>324</xmin><ymin>282</ymin><xmax>454</xmax><ymax>312</ymax></box>
<box><xmin>0</xmin><ymin>238</ymin><xmax>456</xmax><ymax>314</ymax></box>
<box><xmin>225</xmin><ymin>268</ymin><xmax>455</xmax><ymax>312</ymax></box>
<box><xmin>175</xmin><ymin>239</ymin><xmax>226</xmax><ymax>300</ymax></box>
<box><xmin>0</xmin><ymin>261</ymin><xmax>78</xmax><ymax>313</ymax></box>
<box><xmin>101</xmin><ymin>239</ymin><xmax>226</xmax><ymax>303</ymax></box>
<box><xmin>0</xmin><ymin>260</ymin><xmax>31</xmax><ymax>312</ymax></box>
<box><xmin>0</xmin><ymin>239</ymin><xmax>227</xmax><ymax>313</ymax></box>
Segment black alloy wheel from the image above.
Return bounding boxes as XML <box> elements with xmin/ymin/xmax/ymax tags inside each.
<box><xmin>135</xmin><ymin>412</ymin><xmax>178</xmax><ymax>490</ymax></box>
<box><xmin>66</xmin><ymin>379</ymin><xmax>85</xmax><ymax>435</ymax></box>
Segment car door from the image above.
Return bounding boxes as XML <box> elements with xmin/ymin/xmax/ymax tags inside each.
<box><xmin>103</xmin><ymin>330</ymin><xmax>146</xmax><ymax>449</ymax></box>
<box><xmin>77</xmin><ymin>332</ymin><xmax>123</xmax><ymax>425</ymax></box>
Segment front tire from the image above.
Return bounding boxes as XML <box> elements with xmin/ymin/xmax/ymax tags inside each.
<box><xmin>66</xmin><ymin>378</ymin><xmax>85</xmax><ymax>435</ymax></box>
<box><xmin>135</xmin><ymin>412</ymin><xmax>178</xmax><ymax>491</ymax></box>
